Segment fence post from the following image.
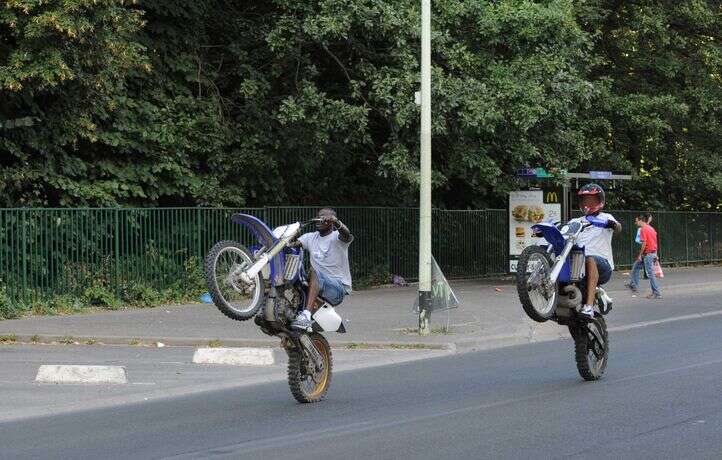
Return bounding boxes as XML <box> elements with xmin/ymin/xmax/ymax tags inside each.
<box><xmin>684</xmin><ymin>213</ymin><xmax>689</xmax><ymax>263</ymax></box>
<box><xmin>386</xmin><ymin>209</ymin><xmax>391</xmax><ymax>277</ymax></box>
<box><xmin>21</xmin><ymin>209</ymin><xmax>27</xmax><ymax>300</ymax></box>
<box><xmin>708</xmin><ymin>214</ymin><xmax>713</xmax><ymax>261</ymax></box>
<box><xmin>114</xmin><ymin>209</ymin><xmax>120</xmax><ymax>296</ymax></box>
<box><xmin>196</xmin><ymin>208</ymin><xmax>202</xmax><ymax>259</ymax></box>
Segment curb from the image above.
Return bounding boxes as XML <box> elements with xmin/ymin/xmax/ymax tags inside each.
<box><xmin>0</xmin><ymin>333</ymin><xmax>454</xmax><ymax>352</ymax></box>
<box><xmin>5</xmin><ymin>309</ymin><xmax>719</xmax><ymax>354</ymax></box>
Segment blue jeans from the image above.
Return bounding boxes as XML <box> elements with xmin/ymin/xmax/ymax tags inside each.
<box><xmin>589</xmin><ymin>256</ymin><xmax>612</xmax><ymax>285</ymax></box>
<box><xmin>630</xmin><ymin>252</ymin><xmax>661</xmax><ymax>295</ymax></box>
<box><xmin>315</xmin><ymin>270</ymin><xmax>348</xmax><ymax>306</ymax></box>
<box><xmin>630</xmin><ymin>259</ymin><xmax>644</xmax><ymax>285</ymax></box>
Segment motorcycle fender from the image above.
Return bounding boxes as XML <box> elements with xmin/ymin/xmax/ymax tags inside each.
<box><xmin>312</xmin><ymin>306</ymin><xmax>346</xmax><ymax>333</ymax></box>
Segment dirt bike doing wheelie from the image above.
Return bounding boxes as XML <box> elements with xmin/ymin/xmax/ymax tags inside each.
<box><xmin>204</xmin><ymin>214</ymin><xmax>347</xmax><ymax>403</ymax></box>
<box><xmin>516</xmin><ymin>216</ymin><xmax>613</xmax><ymax>381</ymax></box>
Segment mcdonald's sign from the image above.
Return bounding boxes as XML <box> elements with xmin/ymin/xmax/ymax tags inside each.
<box><xmin>544</xmin><ymin>189</ymin><xmax>560</xmax><ymax>204</ymax></box>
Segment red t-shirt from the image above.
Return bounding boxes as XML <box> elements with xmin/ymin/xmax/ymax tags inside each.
<box><xmin>639</xmin><ymin>224</ymin><xmax>658</xmax><ymax>253</ymax></box>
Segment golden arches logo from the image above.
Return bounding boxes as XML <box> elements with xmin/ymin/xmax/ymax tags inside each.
<box><xmin>546</xmin><ymin>191</ymin><xmax>559</xmax><ymax>203</ymax></box>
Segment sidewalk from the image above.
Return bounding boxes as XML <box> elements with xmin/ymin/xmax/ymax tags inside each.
<box><xmin>1</xmin><ymin>266</ymin><xmax>720</xmax><ymax>351</ymax></box>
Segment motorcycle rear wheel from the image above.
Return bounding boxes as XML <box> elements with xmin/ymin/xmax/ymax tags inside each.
<box><xmin>287</xmin><ymin>333</ymin><xmax>332</xmax><ymax>403</ymax></box>
<box><xmin>570</xmin><ymin>316</ymin><xmax>608</xmax><ymax>381</ymax></box>
<box><xmin>516</xmin><ymin>245</ymin><xmax>557</xmax><ymax>322</ymax></box>
<box><xmin>205</xmin><ymin>241</ymin><xmax>263</xmax><ymax>321</ymax></box>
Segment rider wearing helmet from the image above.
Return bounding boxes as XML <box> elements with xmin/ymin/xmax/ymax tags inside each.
<box><xmin>575</xmin><ymin>183</ymin><xmax>622</xmax><ymax>319</ymax></box>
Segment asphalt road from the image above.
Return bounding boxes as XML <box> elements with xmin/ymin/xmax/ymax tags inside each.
<box><xmin>2</xmin><ymin>311</ymin><xmax>722</xmax><ymax>459</ymax></box>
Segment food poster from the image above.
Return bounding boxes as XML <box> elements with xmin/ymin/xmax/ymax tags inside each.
<box><xmin>508</xmin><ymin>190</ymin><xmax>562</xmax><ymax>272</ymax></box>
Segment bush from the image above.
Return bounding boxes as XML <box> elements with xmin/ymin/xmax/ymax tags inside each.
<box><xmin>0</xmin><ymin>285</ymin><xmax>22</xmax><ymax>320</ymax></box>
<box><xmin>49</xmin><ymin>295</ymin><xmax>85</xmax><ymax>314</ymax></box>
<box><xmin>83</xmin><ymin>282</ymin><xmax>120</xmax><ymax>310</ymax></box>
<box><xmin>120</xmin><ymin>282</ymin><xmax>162</xmax><ymax>308</ymax></box>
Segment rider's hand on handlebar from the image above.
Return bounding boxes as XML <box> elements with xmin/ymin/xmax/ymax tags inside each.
<box><xmin>586</xmin><ymin>217</ymin><xmax>619</xmax><ymax>230</ymax></box>
<box><xmin>586</xmin><ymin>216</ymin><xmax>611</xmax><ymax>228</ymax></box>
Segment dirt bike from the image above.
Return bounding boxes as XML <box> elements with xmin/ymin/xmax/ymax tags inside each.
<box><xmin>516</xmin><ymin>216</ymin><xmax>613</xmax><ymax>381</ymax></box>
<box><xmin>204</xmin><ymin>214</ymin><xmax>346</xmax><ymax>403</ymax></box>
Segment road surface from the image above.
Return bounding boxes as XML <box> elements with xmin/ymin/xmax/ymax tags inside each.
<box><xmin>2</xmin><ymin>303</ymin><xmax>721</xmax><ymax>459</ymax></box>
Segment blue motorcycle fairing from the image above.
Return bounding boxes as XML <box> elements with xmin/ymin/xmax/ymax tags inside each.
<box><xmin>531</xmin><ymin>222</ymin><xmax>586</xmax><ymax>284</ymax></box>
<box><xmin>531</xmin><ymin>222</ymin><xmax>566</xmax><ymax>254</ymax></box>
<box><xmin>285</xmin><ymin>246</ymin><xmax>304</xmax><ymax>285</ymax></box>
<box><xmin>231</xmin><ymin>213</ymin><xmax>285</xmax><ymax>286</ymax></box>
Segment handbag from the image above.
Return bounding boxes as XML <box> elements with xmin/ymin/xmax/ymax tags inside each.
<box><xmin>653</xmin><ymin>258</ymin><xmax>664</xmax><ymax>278</ymax></box>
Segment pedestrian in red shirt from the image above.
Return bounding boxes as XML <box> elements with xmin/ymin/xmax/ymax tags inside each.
<box><xmin>626</xmin><ymin>213</ymin><xmax>661</xmax><ymax>298</ymax></box>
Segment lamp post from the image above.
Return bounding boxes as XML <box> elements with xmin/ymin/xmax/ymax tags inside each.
<box><xmin>418</xmin><ymin>0</ymin><xmax>432</xmax><ymax>335</ymax></box>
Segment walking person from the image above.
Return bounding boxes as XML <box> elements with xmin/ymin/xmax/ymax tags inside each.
<box><xmin>626</xmin><ymin>213</ymin><xmax>662</xmax><ymax>298</ymax></box>
<box><xmin>626</xmin><ymin>214</ymin><xmax>648</xmax><ymax>292</ymax></box>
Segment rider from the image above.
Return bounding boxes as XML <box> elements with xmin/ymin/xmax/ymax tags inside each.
<box><xmin>291</xmin><ymin>208</ymin><xmax>353</xmax><ymax>330</ymax></box>
<box><xmin>574</xmin><ymin>183</ymin><xmax>622</xmax><ymax>319</ymax></box>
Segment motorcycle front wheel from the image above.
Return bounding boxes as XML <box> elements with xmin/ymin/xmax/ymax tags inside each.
<box><xmin>205</xmin><ymin>241</ymin><xmax>263</xmax><ymax>321</ymax></box>
<box><xmin>516</xmin><ymin>245</ymin><xmax>557</xmax><ymax>322</ymax></box>
<box><xmin>287</xmin><ymin>333</ymin><xmax>332</xmax><ymax>403</ymax></box>
<box><xmin>570</xmin><ymin>316</ymin><xmax>608</xmax><ymax>381</ymax></box>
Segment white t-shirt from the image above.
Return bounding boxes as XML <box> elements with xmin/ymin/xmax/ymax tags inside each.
<box><xmin>572</xmin><ymin>212</ymin><xmax>618</xmax><ymax>269</ymax></box>
<box><xmin>298</xmin><ymin>230</ymin><xmax>353</xmax><ymax>289</ymax></box>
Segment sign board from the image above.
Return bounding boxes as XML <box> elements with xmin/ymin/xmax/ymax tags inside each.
<box><xmin>517</xmin><ymin>167</ymin><xmax>550</xmax><ymax>178</ymax></box>
<box><xmin>516</xmin><ymin>168</ymin><xmax>537</xmax><ymax>177</ymax></box>
<box><xmin>508</xmin><ymin>190</ymin><xmax>562</xmax><ymax>272</ymax></box>
<box><xmin>589</xmin><ymin>170</ymin><xmax>613</xmax><ymax>180</ymax></box>
<box><xmin>516</xmin><ymin>167</ymin><xmax>567</xmax><ymax>179</ymax></box>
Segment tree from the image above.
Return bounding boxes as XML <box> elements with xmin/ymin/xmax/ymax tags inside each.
<box><xmin>577</xmin><ymin>0</ymin><xmax>722</xmax><ymax>210</ymax></box>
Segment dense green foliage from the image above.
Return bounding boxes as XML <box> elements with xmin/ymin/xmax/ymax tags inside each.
<box><xmin>1</xmin><ymin>1</ymin><xmax>721</xmax><ymax>209</ymax></box>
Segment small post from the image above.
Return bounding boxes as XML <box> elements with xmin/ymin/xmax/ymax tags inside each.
<box><xmin>114</xmin><ymin>209</ymin><xmax>120</xmax><ymax>296</ymax></box>
<box><xmin>196</xmin><ymin>207</ymin><xmax>202</xmax><ymax>259</ymax></box>
<box><xmin>685</xmin><ymin>213</ymin><xmax>689</xmax><ymax>262</ymax></box>
<box><xmin>21</xmin><ymin>209</ymin><xmax>27</xmax><ymax>300</ymax></box>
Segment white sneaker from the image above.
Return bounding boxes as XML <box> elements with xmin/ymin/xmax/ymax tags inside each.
<box><xmin>596</xmin><ymin>288</ymin><xmax>613</xmax><ymax>312</ymax></box>
<box><xmin>291</xmin><ymin>310</ymin><xmax>313</xmax><ymax>330</ymax></box>
<box><xmin>579</xmin><ymin>305</ymin><xmax>595</xmax><ymax>320</ymax></box>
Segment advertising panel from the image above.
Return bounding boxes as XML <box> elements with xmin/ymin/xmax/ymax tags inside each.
<box><xmin>509</xmin><ymin>190</ymin><xmax>562</xmax><ymax>272</ymax></box>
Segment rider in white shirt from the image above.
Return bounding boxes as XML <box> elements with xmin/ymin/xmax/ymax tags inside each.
<box><xmin>574</xmin><ymin>183</ymin><xmax>622</xmax><ymax>319</ymax></box>
<box><xmin>291</xmin><ymin>208</ymin><xmax>353</xmax><ymax>330</ymax></box>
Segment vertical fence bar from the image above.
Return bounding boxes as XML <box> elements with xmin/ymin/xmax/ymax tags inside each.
<box><xmin>196</xmin><ymin>208</ymin><xmax>202</xmax><ymax>260</ymax></box>
<box><xmin>114</xmin><ymin>208</ymin><xmax>120</xmax><ymax>296</ymax></box>
<box><xmin>685</xmin><ymin>213</ymin><xmax>689</xmax><ymax>263</ymax></box>
<box><xmin>21</xmin><ymin>209</ymin><xmax>27</xmax><ymax>299</ymax></box>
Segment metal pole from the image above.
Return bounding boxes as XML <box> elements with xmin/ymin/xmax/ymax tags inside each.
<box><xmin>562</xmin><ymin>181</ymin><xmax>570</xmax><ymax>222</ymax></box>
<box><xmin>418</xmin><ymin>0</ymin><xmax>432</xmax><ymax>335</ymax></box>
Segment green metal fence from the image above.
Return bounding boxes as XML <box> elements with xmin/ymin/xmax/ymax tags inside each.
<box><xmin>599</xmin><ymin>210</ymin><xmax>722</xmax><ymax>268</ymax></box>
<box><xmin>0</xmin><ymin>207</ymin><xmax>719</xmax><ymax>301</ymax></box>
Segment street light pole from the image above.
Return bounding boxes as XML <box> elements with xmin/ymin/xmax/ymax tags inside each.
<box><xmin>418</xmin><ymin>0</ymin><xmax>432</xmax><ymax>335</ymax></box>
